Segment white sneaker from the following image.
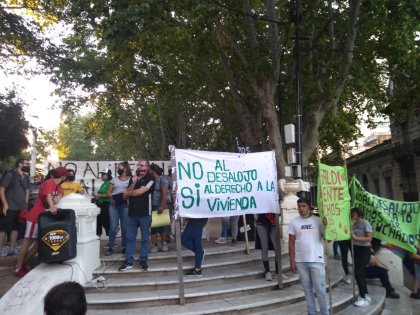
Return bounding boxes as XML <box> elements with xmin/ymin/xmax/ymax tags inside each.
<box><xmin>365</xmin><ymin>294</ymin><xmax>372</xmax><ymax>304</ymax></box>
<box><xmin>354</xmin><ymin>296</ymin><xmax>371</xmax><ymax>307</ymax></box>
<box><xmin>214</xmin><ymin>237</ymin><xmax>227</xmax><ymax>244</ymax></box>
<box><xmin>342</xmin><ymin>274</ymin><xmax>351</xmax><ymax>284</ymax></box>
<box><xmin>149</xmin><ymin>245</ymin><xmax>158</xmax><ymax>253</ymax></box>
<box><xmin>0</xmin><ymin>246</ymin><xmax>9</xmax><ymax>257</ymax></box>
<box><xmin>161</xmin><ymin>242</ymin><xmax>168</xmax><ymax>252</ymax></box>
<box><xmin>265</xmin><ymin>272</ymin><xmax>272</xmax><ymax>281</ymax></box>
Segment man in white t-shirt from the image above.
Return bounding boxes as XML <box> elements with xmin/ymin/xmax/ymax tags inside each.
<box><xmin>288</xmin><ymin>198</ymin><xmax>329</xmax><ymax>315</ymax></box>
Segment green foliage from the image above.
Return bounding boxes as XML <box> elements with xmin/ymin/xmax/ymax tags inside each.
<box><xmin>41</xmin><ymin>0</ymin><xmax>418</xmax><ymax>165</ymax></box>
<box><xmin>0</xmin><ymin>90</ymin><xmax>30</xmax><ymax>160</ymax></box>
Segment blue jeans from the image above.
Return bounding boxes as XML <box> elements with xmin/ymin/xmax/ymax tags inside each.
<box><xmin>296</xmin><ymin>262</ymin><xmax>329</xmax><ymax>315</ymax></box>
<box><xmin>181</xmin><ymin>222</ymin><xmax>204</xmax><ymax>269</ymax></box>
<box><xmin>108</xmin><ymin>203</ymin><xmax>128</xmax><ymax>249</ymax></box>
<box><xmin>333</xmin><ymin>241</ymin><xmax>339</xmax><ymax>256</ymax></box>
<box><xmin>220</xmin><ymin>216</ymin><xmax>239</xmax><ymax>240</ymax></box>
<box><xmin>125</xmin><ymin>215</ymin><xmax>151</xmax><ymax>263</ymax></box>
<box><xmin>414</xmin><ymin>263</ymin><xmax>420</xmax><ymax>282</ymax></box>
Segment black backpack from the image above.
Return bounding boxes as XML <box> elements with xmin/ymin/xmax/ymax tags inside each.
<box><xmin>0</xmin><ymin>170</ymin><xmax>28</xmax><ymax>194</ymax></box>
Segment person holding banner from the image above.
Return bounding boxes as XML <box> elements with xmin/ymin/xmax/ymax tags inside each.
<box><xmin>288</xmin><ymin>198</ymin><xmax>329</xmax><ymax>315</ymax></box>
<box><xmin>337</xmin><ymin>239</ymin><xmax>352</xmax><ymax>284</ymax></box>
<box><xmin>255</xmin><ymin>213</ymin><xmax>278</xmax><ymax>281</ymax></box>
<box><xmin>350</xmin><ymin>207</ymin><xmax>373</xmax><ymax>307</ymax></box>
<box><xmin>181</xmin><ymin>217</ymin><xmax>208</xmax><ymax>276</ymax></box>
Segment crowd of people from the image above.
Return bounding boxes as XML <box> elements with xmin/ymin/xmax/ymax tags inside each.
<box><xmin>1</xmin><ymin>158</ymin><xmax>420</xmax><ymax>314</ymax></box>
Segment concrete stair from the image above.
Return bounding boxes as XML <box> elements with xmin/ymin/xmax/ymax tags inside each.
<box><xmin>85</xmin><ymin>241</ymin><xmax>386</xmax><ymax>314</ymax></box>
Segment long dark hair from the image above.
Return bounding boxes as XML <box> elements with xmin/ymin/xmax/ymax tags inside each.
<box><xmin>119</xmin><ymin>161</ymin><xmax>133</xmax><ymax>177</ymax></box>
<box><xmin>150</xmin><ymin>163</ymin><xmax>163</xmax><ymax>176</ymax></box>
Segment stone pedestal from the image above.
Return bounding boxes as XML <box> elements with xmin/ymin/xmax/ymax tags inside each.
<box><xmin>56</xmin><ymin>193</ymin><xmax>100</xmax><ymax>283</ymax></box>
<box><xmin>279</xmin><ymin>179</ymin><xmax>300</xmax><ymax>243</ymax></box>
<box><xmin>0</xmin><ymin>194</ymin><xmax>100</xmax><ymax>315</ymax></box>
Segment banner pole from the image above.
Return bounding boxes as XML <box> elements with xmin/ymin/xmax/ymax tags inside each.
<box><xmin>242</xmin><ymin>214</ymin><xmax>250</xmax><ymax>255</ymax></box>
<box><xmin>324</xmin><ymin>242</ymin><xmax>334</xmax><ymax>314</ymax></box>
<box><xmin>317</xmin><ymin>154</ymin><xmax>332</xmax><ymax>313</ymax></box>
<box><xmin>275</xmin><ymin>213</ymin><xmax>283</xmax><ymax>289</ymax></box>
<box><xmin>343</xmin><ymin>159</ymin><xmax>356</xmax><ymax>303</ymax></box>
<box><xmin>169</xmin><ymin>145</ymin><xmax>185</xmax><ymax>305</ymax></box>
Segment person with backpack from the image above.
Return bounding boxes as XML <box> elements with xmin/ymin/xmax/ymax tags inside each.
<box><xmin>0</xmin><ymin>159</ymin><xmax>31</xmax><ymax>256</ymax></box>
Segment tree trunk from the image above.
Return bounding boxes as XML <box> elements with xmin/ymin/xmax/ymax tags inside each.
<box><xmin>302</xmin><ymin>0</ymin><xmax>361</xmax><ymax>167</ymax></box>
<box><xmin>252</xmin><ymin>79</ymin><xmax>286</xmax><ymax>178</ymax></box>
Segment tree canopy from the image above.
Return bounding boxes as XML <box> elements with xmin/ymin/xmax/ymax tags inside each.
<box><xmin>3</xmin><ymin>1</ymin><xmax>418</xmax><ymax>174</ymax></box>
<box><xmin>0</xmin><ymin>90</ymin><xmax>29</xmax><ymax>160</ymax></box>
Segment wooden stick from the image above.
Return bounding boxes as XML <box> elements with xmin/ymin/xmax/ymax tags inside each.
<box><xmin>242</xmin><ymin>214</ymin><xmax>250</xmax><ymax>255</ymax></box>
<box><xmin>275</xmin><ymin>213</ymin><xmax>283</xmax><ymax>289</ymax></box>
<box><xmin>326</xmin><ymin>242</ymin><xmax>334</xmax><ymax>314</ymax></box>
<box><xmin>169</xmin><ymin>145</ymin><xmax>185</xmax><ymax>305</ymax></box>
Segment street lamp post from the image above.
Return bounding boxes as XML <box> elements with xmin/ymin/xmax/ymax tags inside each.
<box><xmin>29</xmin><ymin>126</ymin><xmax>38</xmax><ymax>183</ymax></box>
<box><xmin>291</xmin><ymin>0</ymin><xmax>303</xmax><ymax>179</ymax></box>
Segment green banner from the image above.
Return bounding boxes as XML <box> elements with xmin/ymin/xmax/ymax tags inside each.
<box><xmin>351</xmin><ymin>177</ymin><xmax>420</xmax><ymax>253</ymax></box>
<box><xmin>317</xmin><ymin>162</ymin><xmax>351</xmax><ymax>241</ymax></box>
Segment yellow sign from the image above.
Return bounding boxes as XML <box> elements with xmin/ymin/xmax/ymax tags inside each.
<box><xmin>42</xmin><ymin>229</ymin><xmax>70</xmax><ymax>251</ymax></box>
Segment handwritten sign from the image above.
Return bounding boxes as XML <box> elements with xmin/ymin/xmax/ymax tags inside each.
<box><xmin>45</xmin><ymin>160</ymin><xmax>170</xmax><ymax>196</ymax></box>
<box><xmin>175</xmin><ymin>149</ymin><xmax>280</xmax><ymax>218</ymax></box>
<box><xmin>317</xmin><ymin>162</ymin><xmax>351</xmax><ymax>241</ymax></box>
<box><xmin>351</xmin><ymin>177</ymin><xmax>420</xmax><ymax>253</ymax></box>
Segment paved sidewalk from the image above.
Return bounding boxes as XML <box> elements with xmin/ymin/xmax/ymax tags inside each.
<box><xmin>0</xmin><ymin>256</ymin><xmax>20</xmax><ymax>297</ymax></box>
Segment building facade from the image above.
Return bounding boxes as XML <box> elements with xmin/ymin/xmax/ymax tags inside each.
<box><xmin>347</xmin><ymin>106</ymin><xmax>420</xmax><ymax>202</ymax></box>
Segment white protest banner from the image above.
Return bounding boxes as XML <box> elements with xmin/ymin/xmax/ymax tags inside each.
<box><xmin>45</xmin><ymin>160</ymin><xmax>170</xmax><ymax>196</ymax></box>
<box><xmin>175</xmin><ymin>149</ymin><xmax>280</xmax><ymax>218</ymax></box>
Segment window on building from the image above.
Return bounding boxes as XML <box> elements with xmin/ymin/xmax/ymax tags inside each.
<box><xmin>384</xmin><ymin>177</ymin><xmax>393</xmax><ymax>199</ymax></box>
<box><xmin>373</xmin><ymin>179</ymin><xmax>380</xmax><ymax>195</ymax></box>
<box><xmin>362</xmin><ymin>174</ymin><xmax>369</xmax><ymax>190</ymax></box>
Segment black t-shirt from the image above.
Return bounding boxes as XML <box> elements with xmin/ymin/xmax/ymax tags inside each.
<box><xmin>187</xmin><ymin>218</ymin><xmax>208</xmax><ymax>227</ymax></box>
<box><xmin>128</xmin><ymin>173</ymin><xmax>154</xmax><ymax>216</ymax></box>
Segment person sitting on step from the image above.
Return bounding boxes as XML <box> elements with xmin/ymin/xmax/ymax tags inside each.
<box><xmin>365</xmin><ymin>252</ymin><xmax>400</xmax><ymax>299</ymax></box>
<box><xmin>409</xmin><ymin>240</ymin><xmax>420</xmax><ymax>299</ymax></box>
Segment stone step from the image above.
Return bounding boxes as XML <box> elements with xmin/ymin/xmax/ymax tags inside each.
<box><xmin>86</xmin><ymin>270</ymin><xmax>301</xmax><ymax>310</ymax></box>
<box><xmin>336</xmin><ymin>285</ymin><xmax>386</xmax><ymax>315</ymax></box>
<box><xmin>86</xmin><ymin>257</ymin><xmax>290</xmax><ymax>293</ymax></box>
<box><xmin>87</xmin><ymin>239</ymin><xmax>387</xmax><ymax>315</ymax></box>
<box><xmin>94</xmin><ymin>247</ymin><xmax>281</xmax><ymax>279</ymax></box>
<box><xmin>86</xmin><ymin>260</ymin><xmax>347</xmax><ymax>314</ymax></box>
<box><xmin>100</xmin><ymin>241</ymin><xmax>256</xmax><ymax>265</ymax></box>
<box><xmin>247</xmin><ymin>282</ymin><xmax>385</xmax><ymax>315</ymax></box>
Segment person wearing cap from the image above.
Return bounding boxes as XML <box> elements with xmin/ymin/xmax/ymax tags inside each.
<box><xmin>13</xmin><ymin>166</ymin><xmax>68</xmax><ymax>277</ymax></box>
<box><xmin>94</xmin><ymin>169</ymin><xmax>113</xmax><ymax>237</ymax></box>
<box><xmin>288</xmin><ymin>197</ymin><xmax>329</xmax><ymax>315</ymax></box>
